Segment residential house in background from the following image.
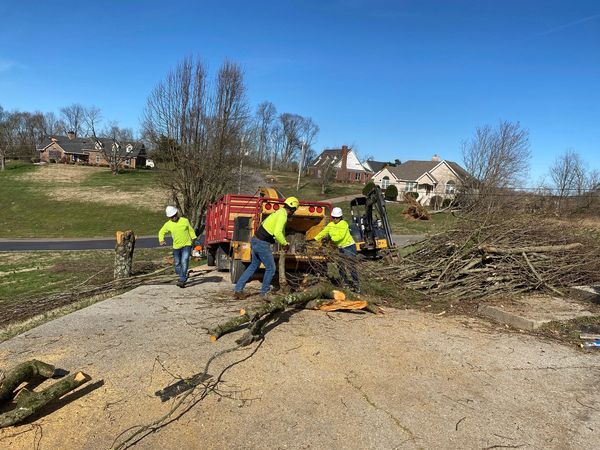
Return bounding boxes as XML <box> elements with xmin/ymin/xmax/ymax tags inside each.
<box><xmin>307</xmin><ymin>145</ymin><xmax>372</xmax><ymax>183</ymax></box>
<box><xmin>37</xmin><ymin>133</ymin><xmax>147</xmax><ymax>169</ymax></box>
<box><xmin>371</xmin><ymin>155</ymin><xmax>470</xmax><ymax>205</ymax></box>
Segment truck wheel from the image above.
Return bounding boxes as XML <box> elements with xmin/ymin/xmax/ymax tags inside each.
<box><xmin>230</xmin><ymin>259</ymin><xmax>248</xmax><ymax>284</ymax></box>
<box><xmin>216</xmin><ymin>246</ymin><xmax>229</xmax><ymax>272</ymax></box>
<box><xmin>207</xmin><ymin>249</ymin><xmax>216</xmax><ymax>266</ymax></box>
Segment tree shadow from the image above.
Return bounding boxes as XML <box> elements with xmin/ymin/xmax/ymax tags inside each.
<box><xmin>185</xmin><ymin>276</ymin><xmax>223</xmax><ymax>287</ymax></box>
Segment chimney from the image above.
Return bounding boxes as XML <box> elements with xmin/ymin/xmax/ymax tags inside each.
<box><xmin>340</xmin><ymin>145</ymin><xmax>349</xmax><ymax>181</ymax></box>
<box><xmin>67</xmin><ymin>131</ymin><xmax>76</xmax><ymax>140</ymax></box>
<box><xmin>431</xmin><ymin>154</ymin><xmax>440</xmax><ymax>162</ymax></box>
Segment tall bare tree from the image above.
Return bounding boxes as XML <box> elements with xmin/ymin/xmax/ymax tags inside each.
<box><xmin>462</xmin><ymin>120</ymin><xmax>531</xmax><ymax>192</ymax></box>
<box><xmin>254</xmin><ymin>101</ymin><xmax>277</xmax><ymax>167</ymax></box>
<box><xmin>278</xmin><ymin>113</ymin><xmax>303</xmax><ymax>167</ymax></box>
<box><xmin>143</xmin><ymin>57</ymin><xmax>248</xmax><ymax>229</ymax></box>
<box><xmin>60</xmin><ymin>103</ymin><xmax>86</xmax><ymax>137</ymax></box>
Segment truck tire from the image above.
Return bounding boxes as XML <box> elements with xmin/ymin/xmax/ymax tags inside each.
<box><xmin>230</xmin><ymin>259</ymin><xmax>248</xmax><ymax>284</ymax></box>
<box><xmin>216</xmin><ymin>246</ymin><xmax>229</xmax><ymax>272</ymax></box>
<box><xmin>207</xmin><ymin>248</ymin><xmax>216</xmax><ymax>266</ymax></box>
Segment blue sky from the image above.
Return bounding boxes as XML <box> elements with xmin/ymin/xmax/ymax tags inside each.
<box><xmin>1</xmin><ymin>0</ymin><xmax>598</xmax><ymax>183</ymax></box>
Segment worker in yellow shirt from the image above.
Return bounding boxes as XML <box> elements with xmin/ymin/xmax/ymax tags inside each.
<box><xmin>314</xmin><ymin>207</ymin><xmax>360</xmax><ymax>292</ymax></box>
<box><xmin>234</xmin><ymin>197</ymin><xmax>299</xmax><ymax>299</ymax></box>
<box><xmin>158</xmin><ymin>206</ymin><xmax>197</xmax><ymax>288</ymax></box>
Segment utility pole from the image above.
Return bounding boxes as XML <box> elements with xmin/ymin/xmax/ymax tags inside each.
<box><xmin>269</xmin><ymin>134</ymin><xmax>275</xmax><ymax>173</ymax></box>
<box><xmin>296</xmin><ymin>141</ymin><xmax>306</xmax><ymax>192</ymax></box>
<box><xmin>238</xmin><ymin>138</ymin><xmax>247</xmax><ymax>194</ymax></box>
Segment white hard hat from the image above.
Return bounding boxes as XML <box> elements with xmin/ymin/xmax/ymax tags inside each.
<box><xmin>331</xmin><ymin>207</ymin><xmax>343</xmax><ymax>218</ymax></box>
<box><xmin>165</xmin><ymin>206</ymin><xmax>178</xmax><ymax>217</ymax></box>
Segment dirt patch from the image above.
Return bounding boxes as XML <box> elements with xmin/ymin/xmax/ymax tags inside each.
<box><xmin>48</xmin><ymin>186</ymin><xmax>168</xmax><ymax>211</ymax></box>
<box><xmin>16</xmin><ymin>164</ymin><xmax>104</xmax><ymax>183</ymax></box>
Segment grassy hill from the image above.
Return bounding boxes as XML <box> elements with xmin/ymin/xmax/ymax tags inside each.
<box><xmin>0</xmin><ymin>162</ymin><xmax>166</xmax><ymax>238</ymax></box>
<box><xmin>263</xmin><ymin>169</ymin><xmax>364</xmax><ymax>200</ymax></box>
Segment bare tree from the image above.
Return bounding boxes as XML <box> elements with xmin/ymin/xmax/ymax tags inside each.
<box><xmin>60</xmin><ymin>104</ymin><xmax>86</xmax><ymax>137</ymax></box>
<box><xmin>548</xmin><ymin>149</ymin><xmax>584</xmax><ymax>199</ymax></box>
<box><xmin>278</xmin><ymin>113</ymin><xmax>303</xmax><ymax>167</ymax></box>
<box><xmin>143</xmin><ymin>57</ymin><xmax>248</xmax><ymax>230</ymax></box>
<box><xmin>254</xmin><ymin>101</ymin><xmax>277</xmax><ymax>167</ymax></box>
<box><xmin>462</xmin><ymin>120</ymin><xmax>531</xmax><ymax>192</ymax></box>
<box><xmin>318</xmin><ymin>156</ymin><xmax>337</xmax><ymax>195</ymax></box>
<box><xmin>82</xmin><ymin>106</ymin><xmax>102</xmax><ymax>137</ymax></box>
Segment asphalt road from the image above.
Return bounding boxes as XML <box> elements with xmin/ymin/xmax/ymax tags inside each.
<box><xmin>0</xmin><ymin>236</ymin><xmax>170</xmax><ymax>251</ymax></box>
<box><xmin>0</xmin><ymin>234</ymin><xmax>421</xmax><ymax>252</ymax></box>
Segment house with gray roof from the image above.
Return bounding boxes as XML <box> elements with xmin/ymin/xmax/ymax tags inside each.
<box><xmin>37</xmin><ymin>133</ymin><xmax>147</xmax><ymax>169</ymax></box>
<box><xmin>371</xmin><ymin>154</ymin><xmax>470</xmax><ymax>206</ymax></box>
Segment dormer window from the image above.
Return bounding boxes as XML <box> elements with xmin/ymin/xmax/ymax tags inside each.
<box><xmin>126</xmin><ymin>144</ymin><xmax>133</xmax><ymax>153</ymax></box>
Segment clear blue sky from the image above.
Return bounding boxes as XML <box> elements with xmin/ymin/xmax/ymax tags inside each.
<box><xmin>1</xmin><ymin>0</ymin><xmax>598</xmax><ymax>183</ymax></box>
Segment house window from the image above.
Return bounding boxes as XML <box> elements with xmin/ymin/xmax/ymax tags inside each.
<box><xmin>95</xmin><ymin>155</ymin><xmax>100</xmax><ymax>164</ymax></box>
<box><xmin>381</xmin><ymin>176</ymin><xmax>390</xmax><ymax>189</ymax></box>
<box><xmin>445</xmin><ymin>180</ymin><xmax>456</xmax><ymax>194</ymax></box>
<box><xmin>354</xmin><ymin>172</ymin><xmax>361</xmax><ymax>181</ymax></box>
<box><xmin>404</xmin><ymin>182</ymin><xmax>417</xmax><ymax>192</ymax></box>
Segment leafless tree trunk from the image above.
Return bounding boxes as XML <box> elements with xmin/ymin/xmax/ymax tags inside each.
<box><xmin>319</xmin><ymin>157</ymin><xmax>337</xmax><ymax>195</ymax></box>
<box><xmin>60</xmin><ymin>103</ymin><xmax>86</xmax><ymax>136</ymax></box>
<box><xmin>254</xmin><ymin>101</ymin><xmax>277</xmax><ymax>167</ymax></box>
<box><xmin>462</xmin><ymin>120</ymin><xmax>531</xmax><ymax>195</ymax></box>
<box><xmin>143</xmin><ymin>57</ymin><xmax>249</xmax><ymax>230</ymax></box>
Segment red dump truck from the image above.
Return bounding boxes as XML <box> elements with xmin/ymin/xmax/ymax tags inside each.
<box><xmin>205</xmin><ymin>187</ymin><xmax>332</xmax><ymax>283</ymax></box>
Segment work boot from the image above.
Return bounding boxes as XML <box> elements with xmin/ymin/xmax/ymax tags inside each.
<box><xmin>177</xmin><ymin>280</ymin><xmax>186</xmax><ymax>288</ymax></box>
<box><xmin>233</xmin><ymin>291</ymin><xmax>246</xmax><ymax>300</ymax></box>
<box><xmin>260</xmin><ymin>293</ymin><xmax>273</xmax><ymax>303</ymax></box>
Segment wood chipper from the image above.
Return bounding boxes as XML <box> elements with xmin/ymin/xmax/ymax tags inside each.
<box><xmin>205</xmin><ymin>187</ymin><xmax>332</xmax><ymax>283</ymax></box>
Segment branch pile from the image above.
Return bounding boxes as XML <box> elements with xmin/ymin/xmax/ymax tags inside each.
<box><xmin>363</xmin><ymin>208</ymin><xmax>600</xmax><ymax>302</ymax></box>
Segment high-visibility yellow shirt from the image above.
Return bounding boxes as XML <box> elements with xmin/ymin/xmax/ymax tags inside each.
<box><xmin>314</xmin><ymin>219</ymin><xmax>355</xmax><ymax>248</ymax></box>
<box><xmin>260</xmin><ymin>208</ymin><xmax>288</xmax><ymax>245</ymax></box>
<box><xmin>158</xmin><ymin>217</ymin><xmax>197</xmax><ymax>249</ymax></box>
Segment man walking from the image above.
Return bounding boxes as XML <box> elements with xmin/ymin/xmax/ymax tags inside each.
<box><xmin>314</xmin><ymin>207</ymin><xmax>360</xmax><ymax>292</ymax></box>
<box><xmin>159</xmin><ymin>206</ymin><xmax>197</xmax><ymax>288</ymax></box>
<box><xmin>234</xmin><ymin>197</ymin><xmax>299</xmax><ymax>299</ymax></box>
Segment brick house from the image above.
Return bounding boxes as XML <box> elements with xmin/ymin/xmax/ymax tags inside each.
<box><xmin>307</xmin><ymin>145</ymin><xmax>372</xmax><ymax>183</ymax></box>
<box><xmin>37</xmin><ymin>132</ymin><xmax>147</xmax><ymax>169</ymax></box>
<box><xmin>370</xmin><ymin>155</ymin><xmax>470</xmax><ymax>205</ymax></box>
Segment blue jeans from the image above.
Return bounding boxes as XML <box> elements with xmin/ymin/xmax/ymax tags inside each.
<box><xmin>234</xmin><ymin>237</ymin><xmax>276</xmax><ymax>295</ymax></box>
<box><xmin>173</xmin><ymin>246</ymin><xmax>192</xmax><ymax>282</ymax></box>
<box><xmin>338</xmin><ymin>244</ymin><xmax>360</xmax><ymax>290</ymax></box>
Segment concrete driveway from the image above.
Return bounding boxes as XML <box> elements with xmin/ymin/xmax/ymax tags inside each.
<box><xmin>0</xmin><ymin>276</ymin><xmax>598</xmax><ymax>449</ymax></box>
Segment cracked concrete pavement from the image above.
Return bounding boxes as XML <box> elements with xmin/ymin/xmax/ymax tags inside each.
<box><xmin>1</xmin><ymin>274</ymin><xmax>599</xmax><ymax>449</ymax></box>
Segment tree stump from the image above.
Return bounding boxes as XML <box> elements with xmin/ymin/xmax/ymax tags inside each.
<box><xmin>114</xmin><ymin>230</ymin><xmax>136</xmax><ymax>279</ymax></box>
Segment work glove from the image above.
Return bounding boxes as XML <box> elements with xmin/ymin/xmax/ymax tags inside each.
<box><xmin>282</xmin><ymin>244</ymin><xmax>290</xmax><ymax>252</ymax></box>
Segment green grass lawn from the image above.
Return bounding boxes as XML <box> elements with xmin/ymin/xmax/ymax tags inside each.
<box><xmin>263</xmin><ymin>169</ymin><xmax>364</xmax><ymax>201</ymax></box>
<box><xmin>0</xmin><ymin>248</ymin><xmax>170</xmax><ymax>307</ymax></box>
<box><xmin>0</xmin><ymin>162</ymin><xmax>165</xmax><ymax>238</ymax></box>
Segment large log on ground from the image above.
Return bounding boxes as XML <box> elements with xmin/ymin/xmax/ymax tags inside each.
<box><xmin>0</xmin><ymin>359</ymin><xmax>55</xmax><ymax>402</ymax></box>
<box><xmin>0</xmin><ymin>371</ymin><xmax>90</xmax><ymax>428</ymax></box>
<box><xmin>209</xmin><ymin>283</ymin><xmax>380</xmax><ymax>345</ymax></box>
<box><xmin>115</xmin><ymin>230</ymin><xmax>136</xmax><ymax>279</ymax></box>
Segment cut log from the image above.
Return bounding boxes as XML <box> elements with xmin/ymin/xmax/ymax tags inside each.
<box><xmin>114</xmin><ymin>230</ymin><xmax>136</xmax><ymax>279</ymax></box>
<box><xmin>0</xmin><ymin>359</ymin><xmax>55</xmax><ymax>402</ymax></box>
<box><xmin>210</xmin><ymin>283</ymin><xmax>382</xmax><ymax>344</ymax></box>
<box><xmin>278</xmin><ymin>250</ymin><xmax>290</xmax><ymax>294</ymax></box>
<box><xmin>0</xmin><ymin>371</ymin><xmax>90</xmax><ymax>428</ymax></box>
